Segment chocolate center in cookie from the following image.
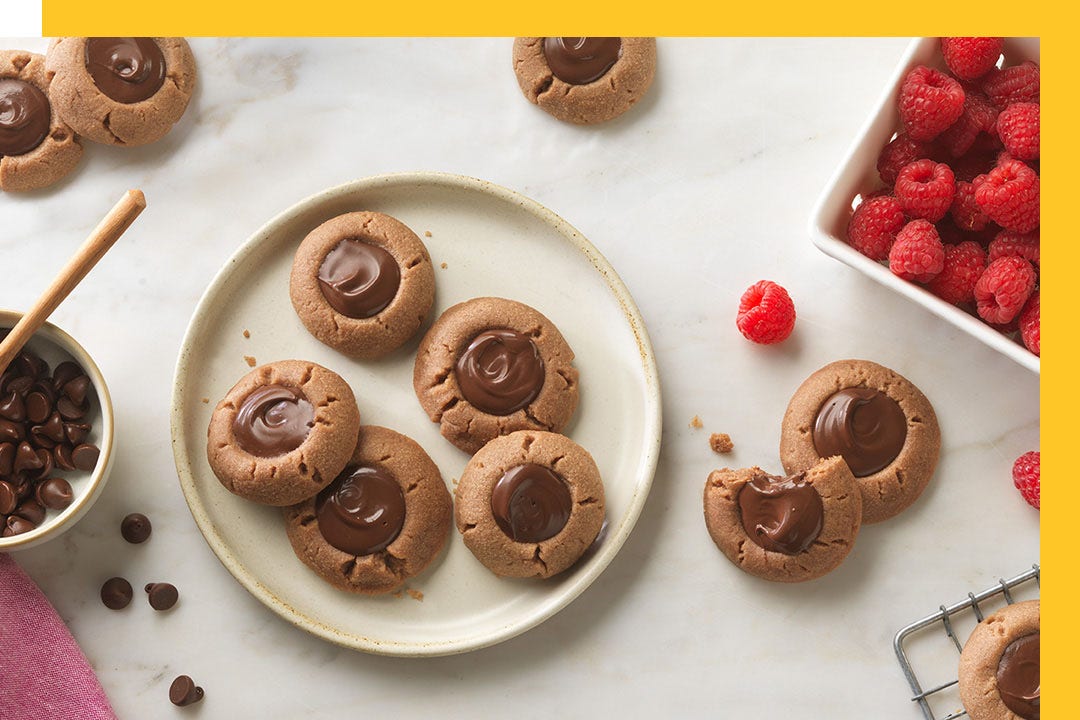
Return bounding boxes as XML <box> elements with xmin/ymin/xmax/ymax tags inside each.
<box><xmin>997</xmin><ymin>633</ymin><xmax>1040</xmax><ymax>719</ymax></box>
<box><xmin>84</xmin><ymin>38</ymin><xmax>166</xmax><ymax>104</ymax></box>
<box><xmin>812</xmin><ymin>387</ymin><xmax>907</xmax><ymax>477</ymax></box>
<box><xmin>316</xmin><ymin>466</ymin><xmax>405</xmax><ymax>555</ymax></box>
<box><xmin>543</xmin><ymin>38</ymin><xmax>622</xmax><ymax>85</ymax></box>
<box><xmin>737</xmin><ymin>472</ymin><xmax>824</xmax><ymax>555</ymax></box>
<box><xmin>491</xmin><ymin>463</ymin><xmax>572</xmax><ymax>543</ymax></box>
<box><xmin>232</xmin><ymin>385</ymin><xmax>314</xmax><ymax>457</ymax></box>
<box><xmin>0</xmin><ymin>79</ymin><xmax>50</xmax><ymax>157</ymax></box>
<box><xmin>317</xmin><ymin>239</ymin><xmax>401</xmax><ymax>319</ymax></box>
<box><xmin>455</xmin><ymin>329</ymin><xmax>545</xmax><ymax>415</ymax></box>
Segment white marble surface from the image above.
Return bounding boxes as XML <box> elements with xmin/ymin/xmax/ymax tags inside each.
<box><xmin>1</xmin><ymin>38</ymin><xmax>1039</xmax><ymax>718</ymax></box>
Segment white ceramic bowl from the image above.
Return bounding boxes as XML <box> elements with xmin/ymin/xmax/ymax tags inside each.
<box><xmin>0</xmin><ymin>311</ymin><xmax>114</xmax><ymax>551</ymax></box>
<box><xmin>809</xmin><ymin>37</ymin><xmax>1040</xmax><ymax>374</ymax></box>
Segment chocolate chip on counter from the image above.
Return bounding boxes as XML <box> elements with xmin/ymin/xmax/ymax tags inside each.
<box><xmin>35</xmin><ymin>478</ymin><xmax>73</xmax><ymax>510</ymax></box>
<box><xmin>14</xmin><ymin>499</ymin><xmax>45</xmax><ymax>525</ymax></box>
<box><xmin>145</xmin><ymin>582</ymin><xmax>178</xmax><ymax>611</ymax></box>
<box><xmin>3</xmin><ymin>514</ymin><xmax>35</xmax><ymax>536</ymax></box>
<box><xmin>100</xmin><ymin>577</ymin><xmax>133</xmax><ymax>609</ymax></box>
<box><xmin>169</xmin><ymin>675</ymin><xmax>204</xmax><ymax>706</ymax></box>
<box><xmin>121</xmin><ymin>513</ymin><xmax>151</xmax><ymax>544</ymax></box>
<box><xmin>71</xmin><ymin>443</ymin><xmax>100</xmax><ymax>472</ymax></box>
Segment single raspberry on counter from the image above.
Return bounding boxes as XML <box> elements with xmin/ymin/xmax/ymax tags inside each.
<box><xmin>847</xmin><ymin>195</ymin><xmax>905</xmax><ymax>260</ymax></box>
<box><xmin>1019</xmin><ymin>291</ymin><xmax>1040</xmax><ymax>355</ymax></box>
<box><xmin>974</xmin><ymin>256</ymin><xmax>1036</xmax><ymax>324</ymax></box>
<box><xmin>938</xmin><ymin>91</ymin><xmax>999</xmax><ymax>157</ymax></box>
<box><xmin>898</xmin><ymin>66</ymin><xmax>966</xmax><ymax>141</ymax></box>
<box><xmin>988</xmin><ymin>229</ymin><xmax>1040</xmax><ymax>267</ymax></box>
<box><xmin>940</xmin><ymin>37</ymin><xmax>1004</xmax><ymax>80</ymax></box>
<box><xmin>1012</xmin><ymin>451</ymin><xmax>1040</xmax><ymax>509</ymax></box>
<box><xmin>996</xmin><ymin>102</ymin><xmax>1040</xmax><ymax>160</ymax></box>
<box><xmin>877</xmin><ymin>133</ymin><xmax>933</xmax><ymax>185</ymax></box>
<box><xmin>895</xmin><ymin>159</ymin><xmax>955</xmax><ymax>222</ymax></box>
<box><xmin>736</xmin><ymin>280</ymin><xmax>796</xmax><ymax>345</ymax></box>
<box><xmin>926</xmin><ymin>241</ymin><xmax>986</xmax><ymax>304</ymax></box>
<box><xmin>951</xmin><ymin>180</ymin><xmax>990</xmax><ymax>231</ymax></box>
<box><xmin>974</xmin><ymin>160</ymin><xmax>1040</xmax><ymax>233</ymax></box>
<box><xmin>982</xmin><ymin>61</ymin><xmax>1040</xmax><ymax>108</ymax></box>
<box><xmin>889</xmin><ymin>219</ymin><xmax>945</xmax><ymax>282</ymax></box>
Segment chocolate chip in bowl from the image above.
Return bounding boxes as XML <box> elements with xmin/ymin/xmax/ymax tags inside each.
<box><xmin>0</xmin><ymin>310</ymin><xmax>114</xmax><ymax>551</ymax></box>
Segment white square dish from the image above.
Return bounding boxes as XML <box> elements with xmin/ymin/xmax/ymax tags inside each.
<box><xmin>809</xmin><ymin>36</ymin><xmax>1040</xmax><ymax>374</ymax></box>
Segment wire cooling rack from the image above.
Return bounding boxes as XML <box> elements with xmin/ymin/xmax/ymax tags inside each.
<box><xmin>893</xmin><ymin>564</ymin><xmax>1040</xmax><ymax>720</ymax></box>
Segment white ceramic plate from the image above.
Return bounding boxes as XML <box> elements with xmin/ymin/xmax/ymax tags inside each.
<box><xmin>170</xmin><ymin>172</ymin><xmax>662</xmax><ymax>656</ymax></box>
<box><xmin>810</xmin><ymin>37</ymin><xmax>1040</xmax><ymax>374</ymax></box>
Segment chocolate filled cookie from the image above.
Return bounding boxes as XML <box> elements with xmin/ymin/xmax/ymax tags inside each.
<box><xmin>779</xmin><ymin>359</ymin><xmax>940</xmax><ymax>524</ymax></box>
<box><xmin>414</xmin><ymin>297</ymin><xmax>578</xmax><ymax>454</ymax></box>
<box><xmin>703</xmin><ymin>456</ymin><xmax>862</xmax><ymax>583</ymax></box>
<box><xmin>207</xmin><ymin>360</ymin><xmax>360</xmax><ymax>506</ymax></box>
<box><xmin>958</xmin><ymin>600</ymin><xmax>1040</xmax><ymax>720</ymax></box>
<box><xmin>0</xmin><ymin>51</ymin><xmax>82</xmax><ymax>192</ymax></box>
<box><xmin>45</xmin><ymin>37</ymin><xmax>196</xmax><ymax>146</ymax></box>
<box><xmin>284</xmin><ymin>425</ymin><xmax>452</xmax><ymax>595</ymax></box>
<box><xmin>512</xmin><ymin>37</ymin><xmax>656</xmax><ymax>124</ymax></box>
<box><xmin>455</xmin><ymin>431</ymin><xmax>604</xmax><ymax>579</ymax></box>
<box><xmin>290</xmin><ymin>211</ymin><xmax>435</xmax><ymax>360</ymax></box>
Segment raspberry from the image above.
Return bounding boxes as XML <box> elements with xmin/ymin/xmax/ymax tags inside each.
<box><xmin>950</xmin><ymin>149</ymin><xmax>998</xmax><ymax>183</ymax></box>
<box><xmin>974</xmin><ymin>256</ymin><xmax>1036</xmax><ymax>324</ymax></box>
<box><xmin>926</xmin><ymin>241</ymin><xmax>986</xmax><ymax>304</ymax></box>
<box><xmin>1019</xmin><ymin>291</ymin><xmax>1040</xmax><ymax>356</ymax></box>
<box><xmin>847</xmin><ymin>195</ymin><xmax>905</xmax><ymax>260</ymax></box>
<box><xmin>982</xmin><ymin>62</ymin><xmax>1040</xmax><ymax>108</ymax></box>
<box><xmin>1012</xmin><ymin>451</ymin><xmax>1040</xmax><ymax>509</ymax></box>
<box><xmin>940</xmin><ymin>37</ymin><xmax>1004</xmax><ymax>80</ymax></box>
<box><xmin>736</xmin><ymin>280</ymin><xmax>796</xmax><ymax>345</ymax></box>
<box><xmin>996</xmin><ymin>102</ymin><xmax>1040</xmax><ymax>160</ymax></box>
<box><xmin>895</xmin><ymin>159</ymin><xmax>955</xmax><ymax>222</ymax></box>
<box><xmin>889</xmin><ymin>219</ymin><xmax>945</xmax><ymax>282</ymax></box>
<box><xmin>938</xmin><ymin>92</ymin><xmax>999</xmax><ymax>157</ymax></box>
<box><xmin>950</xmin><ymin>180</ymin><xmax>990</xmax><ymax>231</ymax></box>
<box><xmin>974</xmin><ymin>160</ymin><xmax>1040</xmax><ymax>233</ymax></box>
<box><xmin>877</xmin><ymin>133</ymin><xmax>933</xmax><ymax>185</ymax></box>
<box><xmin>988</xmin><ymin>229</ymin><xmax>1040</xmax><ymax>267</ymax></box>
<box><xmin>898</xmin><ymin>66</ymin><xmax>966</xmax><ymax>141</ymax></box>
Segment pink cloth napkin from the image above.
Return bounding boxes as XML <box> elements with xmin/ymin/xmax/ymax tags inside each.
<box><xmin>0</xmin><ymin>553</ymin><xmax>117</xmax><ymax>720</ymax></box>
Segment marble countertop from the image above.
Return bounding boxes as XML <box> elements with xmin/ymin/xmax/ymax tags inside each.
<box><xmin>2</xmin><ymin>38</ymin><xmax>1039</xmax><ymax>718</ymax></box>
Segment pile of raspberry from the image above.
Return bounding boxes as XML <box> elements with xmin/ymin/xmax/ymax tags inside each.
<box><xmin>846</xmin><ymin>38</ymin><xmax>1040</xmax><ymax>357</ymax></box>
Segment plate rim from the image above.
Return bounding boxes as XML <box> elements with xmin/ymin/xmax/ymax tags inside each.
<box><xmin>169</xmin><ymin>171</ymin><xmax>663</xmax><ymax>656</ymax></box>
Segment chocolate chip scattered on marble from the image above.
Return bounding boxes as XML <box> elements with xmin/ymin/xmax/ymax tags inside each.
<box><xmin>100</xmin><ymin>577</ymin><xmax>133</xmax><ymax>609</ymax></box>
<box><xmin>169</xmin><ymin>675</ymin><xmax>204</xmax><ymax>706</ymax></box>
<box><xmin>145</xmin><ymin>582</ymin><xmax>179</xmax><ymax>611</ymax></box>
<box><xmin>121</xmin><ymin>513</ymin><xmax>152</xmax><ymax>543</ymax></box>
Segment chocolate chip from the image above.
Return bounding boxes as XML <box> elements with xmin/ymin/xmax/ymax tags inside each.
<box><xmin>51</xmin><ymin>361</ymin><xmax>83</xmax><ymax>393</ymax></box>
<box><xmin>72</xmin><ymin>443</ymin><xmax>100</xmax><ymax>472</ymax></box>
<box><xmin>0</xmin><ymin>481</ymin><xmax>16</xmax><ymax>514</ymax></box>
<box><xmin>0</xmin><ymin>420</ymin><xmax>23</xmax><ymax>444</ymax></box>
<box><xmin>35</xmin><ymin>478</ymin><xmax>73</xmax><ymax>510</ymax></box>
<box><xmin>13</xmin><ymin>441</ymin><xmax>42</xmax><ymax>474</ymax></box>
<box><xmin>56</xmin><ymin>396</ymin><xmax>87</xmax><ymax>421</ymax></box>
<box><xmin>62</xmin><ymin>375</ymin><xmax>90</xmax><ymax>406</ymax></box>
<box><xmin>5</xmin><ymin>376</ymin><xmax>32</xmax><ymax>395</ymax></box>
<box><xmin>121</xmin><ymin>513</ymin><xmax>151</xmax><ymax>544</ymax></box>
<box><xmin>169</xmin><ymin>675</ymin><xmax>204</xmax><ymax>706</ymax></box>
<box><xmin>32</xmin><ymin>448</ymin><xmax>53</xmax><ymax>480</ymax></box>
<box><xmin>54</xmin><ymin>443</ymin><xmax>75</xmax><ymax>471</ymax></box>
<box><xmin>14</xmin><ymin>499</ymin><xmax>45</xmax><ymax>525</ymax></box>
<box><xmin>100</xmin><ymin>577</ymin><xmax>133</xmax><ymax>609</ymax></box>
<box><xmin>25</xmin><ymin>391</ymin><xmax>51</xmax><ymax>424</ymax></box>
<box><xmin>64</xmin><ymin>422</ymin><xmax>90</xmax><ymax>445</ymax></box>
<box><xmin>0</xmin><ymin>392</ymin><xmax>25</xmax><ymax>422</ymax></box>
<box><xmin>16</xmin><ymin>352</ymin><xmax>46</xmax><ymax>380</ymax></box>
<box><xmin>3</xmin><ymin>515</ymin><xmax>36</xmax><ymax>536</ymax></box>
<box><xmin>40</xmin><ymin>413</ymin><xmax>66</xmax><ymax>443</ymax></box>
<box><xmin>145</xmin><ymin>582</ymin><xmax>178</xmax><ymax>611</ymax></box>
<box><xmin>0</xmin><ymin>443</ymin><xmax>14</xmax><ymax>475</ymax></box>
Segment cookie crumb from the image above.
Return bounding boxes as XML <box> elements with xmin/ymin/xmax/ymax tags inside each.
<box><xmin>244</xmin><ymin>355</ymin><xmax>257</xmax><ymax>367</ymax></box>
<box><xmin>406</xmin><ymin>588</ymin><xmax>424</xmax><ymax>602</ymax></box>
<box><xmin>424</xmin><ymin>230</ymin><xmax>432</xmax><ymax>238</ymax></box>
<box><xmin>201</xmin><ymin>397</ymin><xmax>209</xmax><ymax>404</ymax></box>
<box><xmin>689</xmin><ymin>415</ymin><xmax>703</xmax><ymax>429</ymax></box>
<box><xmin>440</xmin><ymin>262</ymin><xmax>447</xmax><ymax>270</ymax></box>
<box><xmin>709</xmin><ymin>433</ymin><xmax>734</xmax><ymax>454</ymax></box>
<box><xmin>392</xmin><ymin>590</ymin><xmax>404</xmax><ymax>599</ymax></box>
<box><xmin>243</xmin><ymin>329</ymin><xmax>250</xmax><ymax>339</ymax></box>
